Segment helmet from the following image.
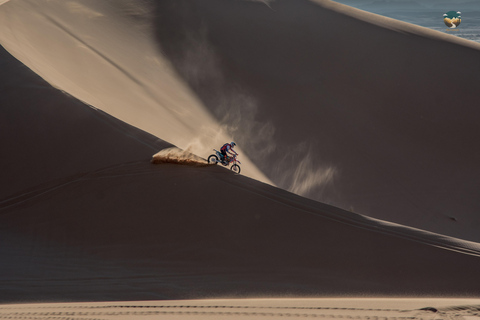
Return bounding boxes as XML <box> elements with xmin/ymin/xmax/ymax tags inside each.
<box><xmin>231</xmin><ymin>142</ymin><xmax>236</xmax><ymax>147</ymax></box>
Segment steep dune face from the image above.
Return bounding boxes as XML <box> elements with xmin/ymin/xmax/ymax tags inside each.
<box><xmin>0</xmin><ymin>0</ymin><xmax>271</xmax><ymax>185</ymax></box>
<box><xmin>2</xmin><ymin>48</ymin><xmax>480</xmax><ymax>298</ymax></box>
<box><xmin>4</xmin><ymin>157</ymin><xmax>480</xmax><ymax>301</ymax></box>
<box><xmin>150</xmin><ymin>0</ymin><xmax>480</xmax><ymax>242</ymax></box>
<box><xmin>2</xmin><ymin>0</ymin><xmax>480</xmax><ymax>303</ymax></box>
<box><xmin>1</xmin><ymin>0</ymin><xmax>480</xmax><ymax>241</ymax></box>
<box><xmin>0</xmin><ymin>45</ymin><xmax>170</xmax><ymax>199</ymax></box>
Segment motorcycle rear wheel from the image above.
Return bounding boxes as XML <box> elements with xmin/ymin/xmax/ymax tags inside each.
<box><xmin>208</xmin><ymin>155</ymin><xmax>218</xmax><ymax>165</ymax></box>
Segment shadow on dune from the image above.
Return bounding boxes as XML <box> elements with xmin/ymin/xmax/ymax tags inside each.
<box><xmin>0</xmin><ymin>43</ymin><xmax>171</xmax><ymax>200</ymax></box>
<box><xmin>2</xmin><ymin>15</ymin><xmax>480</xmax><ymax>302</ymax></box>
<box><xmin>151</xmin><ymin>0</ymin><xmax>480</xmax><ymax>242</ymax></box>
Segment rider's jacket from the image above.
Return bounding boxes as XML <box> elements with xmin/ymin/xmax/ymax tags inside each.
<box><xmin>221</xmin><ymin>143</ymin><xmax>232</xmax><ymax>153</ymax></box>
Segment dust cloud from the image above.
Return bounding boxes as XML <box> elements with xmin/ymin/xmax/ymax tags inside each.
<box><xmin>153</xmin><ymin>0</ymin><xmax>336</xmax><ymax>197</ymax></box>
<box><xmin>271</xmin><ymin>143</ymin><xmax>337</xmax><ymax>199</ymax></box>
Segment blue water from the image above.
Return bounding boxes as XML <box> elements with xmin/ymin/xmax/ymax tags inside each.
<box><xmin>386</xmin><ymin>11</ymin><xmax>480</xmax><ymax>44</ymax></box>
<box><xmin>332</xmin><ymin>1</ymin><xmax>480</xmax><ymax>44</ymax></box>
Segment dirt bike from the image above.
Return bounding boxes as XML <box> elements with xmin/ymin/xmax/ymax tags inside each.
<box><xmin>207</xmin><ymin>149</ymin><xmax>241</xmax><ymax>174</ymax></box>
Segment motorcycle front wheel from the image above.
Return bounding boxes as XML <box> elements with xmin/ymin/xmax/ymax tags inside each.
<box><xmin>231</xmin><ymin>164</ymin><xmax>241</xmax><ymax>174</ymax></box>
<box><xmin>208</xmin><ymin>155</ymin><xmax>218</xmax><ymax>165</ymax></box>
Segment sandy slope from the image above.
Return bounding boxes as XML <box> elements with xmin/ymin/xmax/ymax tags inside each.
<box><xmin>2</xmin><ymin>0</ymin><xmax>480</xmax><ymax>308</ymax></box>
<box><xmin>151</xmin><ymin>0</ymin><xmax>480</xmax><ymax>242</ymax></box>
<box><xmin>0</xmin><ymin>0</ymin><xmax>270</xmax><ymax>185</ymax></box>
<box><xmin>2</xmin><ymin>42</ymin><xmax>480</xmax><ymax>302</ymax></box>
<box><xmin>2</xmin><ymin>298</ymin><xmax>480</xmax><ymax>320</ymax></box>
<box><xmin>2</xmin><ymin>0</ymin><xmax>478</xmax><ymax>242</ymax></box>
<box><xmin>3</xmin><ymin>156</ymin><xmax>480</xmax><ymax>301</ymax></box>
<box><xmin>0</xmin><ymin>45</ymin><xmax>171</xmax><ymax>200</ymax></box>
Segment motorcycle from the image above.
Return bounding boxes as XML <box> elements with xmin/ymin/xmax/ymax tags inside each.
<box><xmin>207</xmin><ymin>149</ymin><xmax>241</xmax><ymax>174</ymax></box>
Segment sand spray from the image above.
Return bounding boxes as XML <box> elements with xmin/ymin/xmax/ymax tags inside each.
<box><xmin>151</xmin><ymin>146</ymin><xmax>208</xmax><ymax>166</ymax></box>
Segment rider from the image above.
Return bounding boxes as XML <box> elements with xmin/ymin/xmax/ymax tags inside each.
<box><xmin>220</xmin><ymin>142</ymin><xmax>237</xmax><ymax>163</ymax></box>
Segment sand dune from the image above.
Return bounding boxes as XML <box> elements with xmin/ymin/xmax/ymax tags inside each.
<box><xmin>1</xmin><ymin>42</ymin><xmax>480</xmax><ymax>300</ymax></box>
<box><xmin>0</xmin><ymin>0</ymin><xmax>270</xmax><ymax>185</ymax></box>
<box><xmin>2</xmin><ymin>0</ymin><xmax>478</xmax><ymax>241</ymax></box>
<box><xmin>2</xmin><ymin>0</ymin><xmax>480</xmax><ymax>311</ymax></box>
<box><xmin>151</xmin><ymin>0</ymin><xmax>480</xmax><ymax>242</ymax></box>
